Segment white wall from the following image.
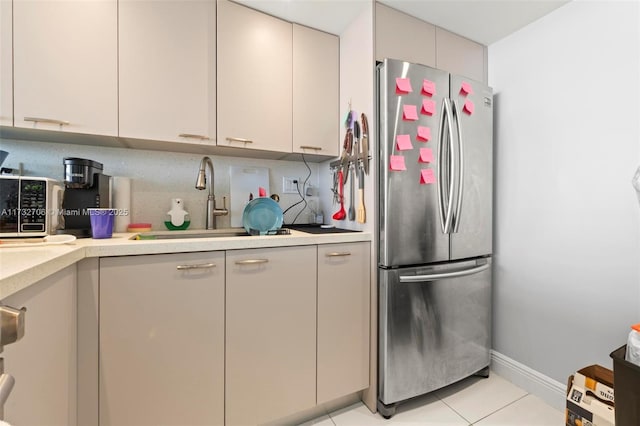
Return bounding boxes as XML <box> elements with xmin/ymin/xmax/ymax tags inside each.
<box><xmin>489</xmin><ymin>0</ymin><xmax>640</xmax><ymax>388</ymax></box>
<box><xmin>0</xmin><ymin>139</ymin><xmax>320</xmax><ymax>229</ymax></box>
<box><xmin>319</xmin><ymin>3</ymin><xmax>375</xmax><ymax>235</ymax></box>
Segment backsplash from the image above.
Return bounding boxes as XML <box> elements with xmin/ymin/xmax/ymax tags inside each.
<box><xmin>1</xmin><ymin>138</ymin><xmax>322</xmax><ymax>230</ymax></box>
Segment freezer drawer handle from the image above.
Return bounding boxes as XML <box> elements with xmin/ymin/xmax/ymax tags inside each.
<box><xmin>176</xmin><ymin>263</ymin><xmax>216</xmax><ymax>270</ymax></box>
<box><xmin>399</xmin><ymin>262</ymin><xmax>490</xmax><ymax>283</ymax></box>
<box><xmin>325</xmin><ymin>252</ymin><xmax>351</xmax><ymax>257</ymax></box>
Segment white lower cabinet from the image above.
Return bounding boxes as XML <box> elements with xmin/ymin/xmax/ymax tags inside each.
<box><xmin>317</xmin><ymin>242</ymin><xmax>371</xmax><ymax>403</ymax></box>
<box><xmin>2</xmin><ymin>265</ymin><xmax>77</xmax><ymax>426</ymax></box>
<box><xmin>92</xmin><ymin>241</ymin><xmax>369</xmax><ymax>425</ymax></box>
<box><xmin>99</xmin><ymin>252</ymin><xmax>225</xmax><ymax>426</ymax></box>
<box><xmin>225</xmin><ymin>245</ymin><xmax>317</xmax><ymax>425</ymax></box>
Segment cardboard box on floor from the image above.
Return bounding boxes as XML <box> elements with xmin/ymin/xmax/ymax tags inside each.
<box><xmin>566</xmin><ymin>365</ymin><xmax>615</xmax><ymax>426</ymax></box>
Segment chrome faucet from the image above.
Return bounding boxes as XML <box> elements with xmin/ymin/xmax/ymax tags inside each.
<box><xmin>195</xmin><ymin>156</ymin><xmax>228</xmax><ymax>229</ymax></box>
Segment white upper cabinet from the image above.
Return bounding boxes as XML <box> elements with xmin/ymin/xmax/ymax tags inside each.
<box><xmin>375</xmin><ymin>3</ymin><xmax>487</xmax><ymax>83</ymax></box>
<box><xmin>435</xmin><ymin>27</ymin><xmax>486</xmax><ymax>83</ymax></box>
<box><xmin>375</xmin><ymin>2</ymin><xmax>436</xmax><ymax>67</ymax></box>
<box><xmin>292</xmin><ymin>24</ymin><xmax>339</xmax><ymax>157</ymax></box>
<box><xmin>217</xmin><ymin>0</ymin><xmax>292</xmax><ymax>153</ymax></box>
<box><xmin>0</xmin><ymin>0</ymin><xmax>12</xmax><ymax>126</ymax></box>
<box><xmin>119</xmin><ymin>0</ymin><xmax>216</xmax><ymax>144</ymax></box>
<box><xmin>13</xmin><ymin>0</ymin><xmax>118</xmax><ymax>135</ymax></box>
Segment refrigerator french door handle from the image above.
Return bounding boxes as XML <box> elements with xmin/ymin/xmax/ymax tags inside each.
<box><xmin>398</xmin><ymin>262</ymin><xmax>491</xmax><ymax>283</ymax></box>
<box><xmin>436</xmin><ymin>98</ymin><xmax>447</xmax><ymax>234</ymax></box>
<box><xmin>443</xmin><ymin>98</ymin><xmax>456</xmax><ymax>234</ymax></box>
<box><xmin>452</xmin><ymin>99</ymin><xmax>464</xmax><ymax>233</ymax></box>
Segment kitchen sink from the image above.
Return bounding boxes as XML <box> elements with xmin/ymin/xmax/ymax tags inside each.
<box><xmin>132</xmin><ymin>229</ymin><xmax>250</xmax><ymax>240</ymax></box>
<box><xmin>284</xmin><ymin>224</ymin><xmax>359</xmax><ymax>234</ymax></box>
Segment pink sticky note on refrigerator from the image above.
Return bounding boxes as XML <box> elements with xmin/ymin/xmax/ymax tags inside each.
<box><xmin>389</xmin><ymin>155</ymin><xmax>406</xmax><ymax>171</ymax></box>
<box><xmin>403</xmin><ymin>105</ymin><xmax>418</xmax><ymax>121</ymax></box>
<box><xmin>421</xmin><ymin>100</ymin><xmax>436</xmax><ymax>116</ymax></box>
<box><xmin>417</xmin><ymin>126</ymin><xmax>431</xmax><ymax>142</ymax></box>
<box><xmin>460</xmin><ymin>81</ymin><xmax>473</xmax><ymax>95</ymax></box>
<box><xmin>422</xmin><ymin>79</ymin><xmax>436</xmax><ymax>96</ymax></box>
<box><xmin>395</xmin><ymin>78</ymin><xmax>412</xmax><ymax>94</ymax></box>
<box><xmin>463</xmin><ymin>99</ymin><xmax>474</xmax><ymax>115</ymax></box>
<box><xmin>419</xmin><ymin>148</ymin><xmax>434</xmax><ymax>163</ymax></box>
<box><xmin>420</xmin><ymin>168</ymin><xmax>436</xmax><ymax>184</ymax></box>
<box><xmin>396</xmin><ymin>135</ymin><xmax>413</xmax><ymax>151</ymax></box>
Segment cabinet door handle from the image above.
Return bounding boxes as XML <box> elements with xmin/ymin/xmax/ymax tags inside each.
<box><xmin>178</xmin><ymin>133</ymin><xmax>210</xmax><ymax>140</ymax></box>
<box><xmin>226</xmin><ymin>137</ymin><xmax>253</xmax><ymax>144</ymax></box>
<box><xmin>176</xmin><ymin>263</ymin><xmax>216</xmax><ymax>270</ymax></box>
<box><xmin>0</xmin><ymin>373</ymin><xmax>15</xmax><ymax>409</ymax></box>
<box><xmin>234</xmin><ymin>259</ymin><xmax>268</xmax><ymax>265</ymax></box>
<box><xmin>24</xmin><ymin>117</ymin><xmax>70</xmax><ymax>126</ymax></box>
<box><xmin>299</xmin><ymin>145</ymin><xmax>322</xmax><ymax>151</ymax></box>
<box><xmin>0</xmin><ymin>305</ymin><xmax>26</xmax><ymax>348</ymax></box>
<box><xmin>325</xmin><ymin>252</ymin><xmax>351</xmax><ymax>257</ymax></box>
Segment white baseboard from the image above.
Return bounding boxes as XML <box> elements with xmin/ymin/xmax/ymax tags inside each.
<box><xmin>491</xmin><ymin>350</ymin><xmax>566</xmax><ymax>411</ymax></box>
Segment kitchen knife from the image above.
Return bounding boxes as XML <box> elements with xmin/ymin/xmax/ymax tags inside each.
<box><xmin>339</xmin><ymin>128</ymin><xmax>350</xmax><ymax>163</ymax></box>
<box><xmin>353</xmin><ymin>120</ymin><xmax>360</xmax><ymax>179</ymax></box>
<box><xmin>339</xmin><ymin>129</ymin><xmax>350</xmax><ymax>184</ymax></box>
<box><xmin>361</xmin><ymin>113</ymin><xmax>369</xmax><ymax>175</ymax></box>
<box><xmin>342</xmin><ymin>129</ymin><xmax>352</xmax><ymax>184</ymax></box>
<box><xmin>353</xmin><ymin>121</ymin><xmax>360</xmax><ymax>159</ymax></box>
<box><xmin>352</xmin><ymin>121</ymin><xmax>360</xmax><ymax>211</ymax></box>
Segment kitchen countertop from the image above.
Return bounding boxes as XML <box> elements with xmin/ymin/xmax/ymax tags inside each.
<box><xmin>0</xmin><ymin>229</ymin><xmax>372</xmax><ymax>300</ymax></box>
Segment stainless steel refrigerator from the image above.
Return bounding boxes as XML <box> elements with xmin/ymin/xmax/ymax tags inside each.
<box><xmin>377</xmin><ymin>58</ymin><xmax>493</xmax><ymax>418</ymax></box>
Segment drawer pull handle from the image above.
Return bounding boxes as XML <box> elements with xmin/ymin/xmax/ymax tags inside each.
<box><xmin>178</xmin><ymin>133</ymin><xmax>209</xmax><ymax>140</ymax></box>
<box><xmin>24</xmin><ymin>117</ymin><xmax>70</xmax><ymax>126</ymax></box>
<box><xmin>176</xmin><ymin>263</ymin><xmax>216</xmax><ymax>270</ymax></box>
<box><xmin>226</xmin><ymin>137</ymin><xmax>253</xmax><ymax>144</ymax></box>
<box><xmin>326</xmin><ymin>252</ymin><xmax>351</xmax><ymax>257</ymax></box>
<box><xmin>235</xmin><ymin>259</ymin><xmax>268</xmax><ymax>265</ymax></box>
<box><xmin>299</xmin><ymin>145</ymin><xmax>322</xmax><ymax>151</ymax></box>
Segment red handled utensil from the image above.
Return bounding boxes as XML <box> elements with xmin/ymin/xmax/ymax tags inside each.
<box><xmin>332</xmin><ymin>170</ymin><xmax>346</xmax><ymax>220</ymax></box>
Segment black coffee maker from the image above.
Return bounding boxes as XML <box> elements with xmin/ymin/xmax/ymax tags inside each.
<box><xmin>59</xmin><ymin>158</ymin><xmax>111</xmax><ymax>238</ymax></box>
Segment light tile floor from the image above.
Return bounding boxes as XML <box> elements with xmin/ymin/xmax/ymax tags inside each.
<box><xmin>300</xmin><ymin>373</ymin><xmax>564</xmax><ymax>425</ymax></box>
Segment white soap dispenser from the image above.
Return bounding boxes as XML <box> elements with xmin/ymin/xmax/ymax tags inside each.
<box><xmin>166</xmin><ymin>198</ymin><xmax>191</xmax><ymax>230</ymax></box>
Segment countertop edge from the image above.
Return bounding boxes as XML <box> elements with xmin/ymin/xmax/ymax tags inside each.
<box><xmin>0</xmin><ymin>246</ymin><xmax>86</xmax><ymax>300</ymax></box>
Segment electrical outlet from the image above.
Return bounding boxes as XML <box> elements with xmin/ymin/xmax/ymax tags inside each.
<box><xmin>282</xmin><ymin>177</ymin><xmax>298</xmax><ymax>194</ymax></box>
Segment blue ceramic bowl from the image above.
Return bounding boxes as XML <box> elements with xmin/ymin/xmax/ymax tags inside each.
<box><xmin>242</xmin><ymin>197</ymin><xmax>283</xmax><ymax>235</ymax></box>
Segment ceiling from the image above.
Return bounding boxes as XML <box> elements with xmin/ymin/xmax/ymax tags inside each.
<box><xmin>378</xmin><ymin>0</ymin><xmax>571</xmax><ymax>45</ymax></box>
<box><xmin>234</xmin><ymin>0</ymin><xmax>571</xmax><ymax>45</ymax></box>
<box><xmin>234</xmin><ymin>0</ymin><xmax>369</xmax><ymax>36</ymax></box>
